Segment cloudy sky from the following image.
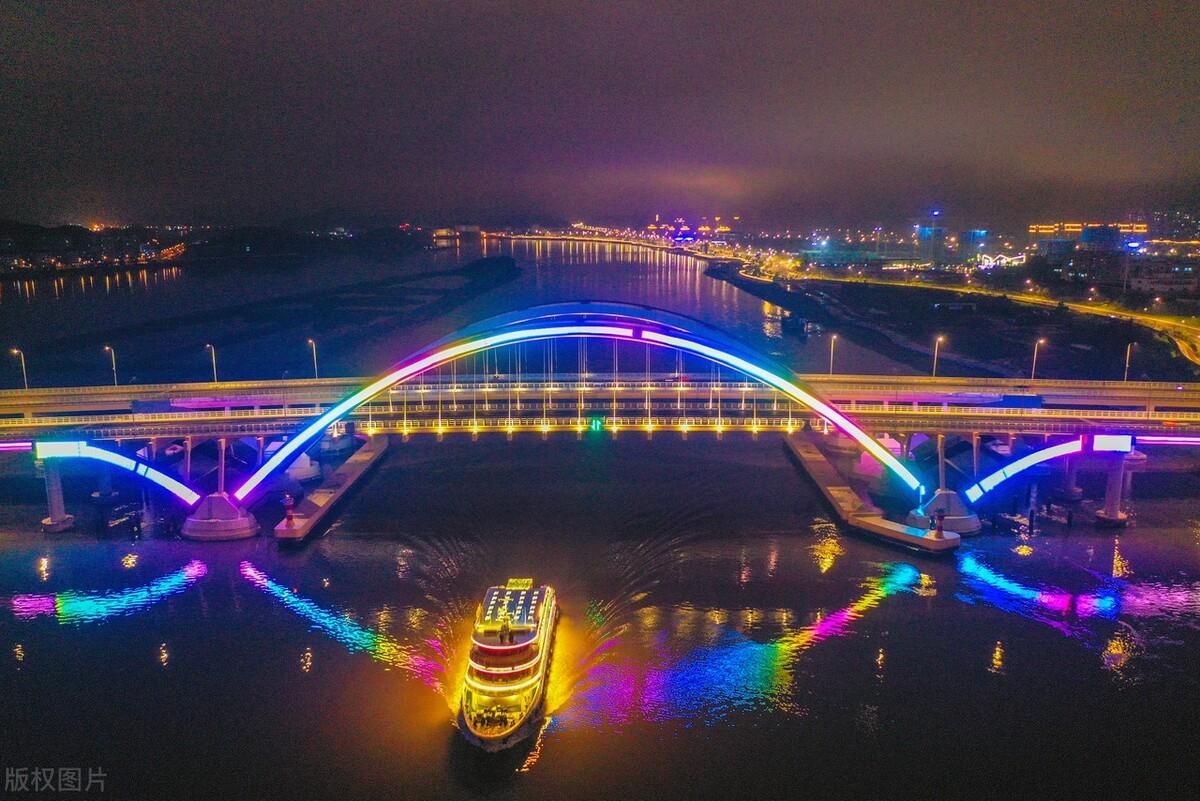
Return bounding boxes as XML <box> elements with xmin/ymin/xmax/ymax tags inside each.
<box><xmin>2</xmin><ymin>0</ymin><xmax>1197</xmax><ymax>228</ymax></box>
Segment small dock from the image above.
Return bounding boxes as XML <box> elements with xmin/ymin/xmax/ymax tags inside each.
<box><xmin>275</xmin><ymin>435</ymin><xmax>389</xmax><ymax>540</ymax></box>
<box><xmin>784</xmin><ymin>434</ymin><xmax>959</xmax><ymax>553</ymax></box>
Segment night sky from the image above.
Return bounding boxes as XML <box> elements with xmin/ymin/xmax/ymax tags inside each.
<box><xmin>2</xmin><ymin>1</ymin><xmax>1197</xmax><ymax>228</ymax></box>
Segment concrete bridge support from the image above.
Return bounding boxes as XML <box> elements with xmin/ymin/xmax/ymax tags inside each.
<box><xmin>905</xmin><ymin>433</ymin><xmax>981</xmax><ymax>534</ymax></box>
<box><xmin>1095</xmin><ymin>453</ymin><xmax>1129</xmax><ymax>528</ymax></box>
<box><xmin>91</xmin><ymin>465</ymin><xmax>117</xmax><ymax>501</ymax></box>
<box><xmin>40</xmin><ymin>459</ymin><xmax>75</xmax><ymax>532</ymax></box>
<box><xmin>286</xmin><ymin>452</ymin><xmax>321</xmax><ymax>481</ymax></box>
<box><xmin>1057</xmin><ymin>456</ymin><xmax>1084</xmax><ymax>501</ymax></box>
<box><xmin>181</xmin><ymin>437</ymin><xmax>258</xmax><ymax>541</ymax></box>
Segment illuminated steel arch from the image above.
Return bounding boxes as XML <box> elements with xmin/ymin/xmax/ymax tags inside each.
<box><xmin>34</xmin><ymin>440</ymin><xmax>202</xmax><ymax>506</ymax></box>
<box><xmin>235</xmin><ymin>302</ymin><xmax>925</xmax><ymax>501</ymax></box>
<box><xmin>963</xmin><ymin>434</ymin><xmax>1132</xmax><ymax>504</ymax></box>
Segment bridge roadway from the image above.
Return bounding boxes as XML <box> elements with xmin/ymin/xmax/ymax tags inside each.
<box><xmin>4</xmin><ymin>373</ymin><xmax>1200</xmax><ymax>441</ymax></box>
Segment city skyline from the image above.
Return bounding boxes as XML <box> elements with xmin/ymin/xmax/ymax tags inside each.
<box><xmin>2</xmin><ymin>1</ymin><xmax>1198</xmax><ymax>228</ymax></box>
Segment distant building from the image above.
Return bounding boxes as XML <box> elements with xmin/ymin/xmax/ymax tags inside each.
<box><xmin>958</xmin><ymin>229</ymin><xmax>988</xmax><ymax>263</ymax></box>
<box><xmin>1080</xmin><ymin>225</ymin><xmax>1122</xmax><ymax>251</ymax></box>
<box><xmin>1027</xmin><ymin>221</ymin><xmax>1146</xmax><ymax>246</ymax></box>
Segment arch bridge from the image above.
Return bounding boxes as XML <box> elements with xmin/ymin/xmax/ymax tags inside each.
<box><xmin>6</xmin><ymin>302</ymin><xmax>1193</xmax><ymax>538</ymax></box>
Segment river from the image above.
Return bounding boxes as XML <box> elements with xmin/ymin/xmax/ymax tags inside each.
<box><xmin>2</xmin><ymin>240</ymin><xmax>1199</xmax><ymax>800</ymax></box>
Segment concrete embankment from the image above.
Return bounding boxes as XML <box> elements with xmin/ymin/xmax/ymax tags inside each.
<box><xmin>275</xmin><ymin>435</ymin><xmax>389</xmax><ymax>540</ymax></box>
<box><xmin>784</xmin><ymin>434</ymin><xmax>959</xmax><ymax>553</ymax></box>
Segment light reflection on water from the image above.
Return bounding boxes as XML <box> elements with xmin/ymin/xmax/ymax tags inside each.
<box><xmin>233</xmin><ymin>550</ymin><xmax>922</xmax><ymax>733</ymax></box>
<box><xmin>11</xmin><ymin>560</ymin><xmax>207</xmax><ymax>624</ymax></box>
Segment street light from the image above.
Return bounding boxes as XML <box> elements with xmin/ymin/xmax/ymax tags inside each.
<box><xmin>932</xmin><ymin>335</ymin><xmax>945</xmax><ymax>377</ymax></box>
<box><xmin>1123</xmin><ymin>342</ymin><xmax>1134</xmax><ymax>382</ymax></box>
<box><xmin>10</xmin><ymin>348</ymin><xmax>28</xmax><ymax>390</ymax></box>
<box><xmin>103</xmin><ymin>345</ymin><xmax>118</xmax><ymax>386</ymax></box>
<box><xmin>307</xmin><ymin>338</ymin><xmax>319</xmax><ymax>379</ymax></box>
<box><xmin>828</xmin><ymin>334</ymin><xmax>838</xmax><ymax>375</ymax></box>
<box><xmin>1030</xmin><ymin>338</ymin><xmax>1046</xmax><ymax>380</ymax></box>
<box><xmin>204</xmin><ymin>343</ymin><xmax>218</xmax><ymax>383</ymax></box>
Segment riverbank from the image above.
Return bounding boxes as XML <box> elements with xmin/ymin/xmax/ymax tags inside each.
<box><xmin>714</xmin><ymin>267</ymin><xmax>1197</xmax><ymax>381</ymax></box>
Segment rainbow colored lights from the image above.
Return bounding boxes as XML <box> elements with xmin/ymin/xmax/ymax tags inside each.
<box><xmin>639</xmin><ymin>330</ymin><xmax>923</xmax><ymax>492</ymax></box>
<box><xmin>34</xmin><ymin>440</ymin><xmax>201</xmax><ymax>506</ymax></box>
<box><xmin>12</xmin><ymin>560</ymin><xmax>207</xmax><ymax>624</ymax></box>
<box><xmin>234</xmin><ymin>305</ymin><xmax>924</xmax><ymax>501</ymax></box>
<box><xmin>235</xmin><ymin>324</ymin><xmax>637</xmax><ymax>500</ymax></box>
<box><xmin>238</xmin><ymin>561</ymin><xmax>440</xmax><ymax>687</ymax></box>
<box><xmin>957</xmin><ymin>554</ymin><xmax>1119</xmax><ymax>631</ymax></box>
<box><xmin>570</xmin><ymin>563</ymin><xmax>920</xmax><ymax>723</ymax></box>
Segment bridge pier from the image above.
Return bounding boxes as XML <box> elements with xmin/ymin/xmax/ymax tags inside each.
<box><xmin>40</xmin><ymin>459</ymin><xmax>75</xmax><ymax>532</ymax></box>
<box><xmin>906</xmin><ymin>488</ymin><xmax>980</xmax><ymax>535</ymax></box>
<box><xmin>285</xmin><ymin>452</ymin><xmax>321</xmax><ymax>482</ymax></box>
<box><xmin>1057</xmin><ymin>456</ymin><xmax>1084</xmax><ymax>501</ymax></box>
<box><xmin>90</xmin><ymin>464</ymin><xmax>117</xmax><ymax>501</ymax></box>
<box><xmin>1095</xmin><ymin>453</ymin><xmax>1129</xmax><ymax>528</ymax></box>
<box><xmin>182</xmin><ymin>437</ymin><xmax>259</xmax><ymax>541</ymax></box>
<box><xmin>904</xmin><ymin>433</ymin><xmax>981</xmax><ymax>534</ymax></box>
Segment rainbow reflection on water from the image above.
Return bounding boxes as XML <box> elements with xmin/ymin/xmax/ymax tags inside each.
<box><xmin>238</xmin><ymin>561</ymin><xmax>441</xmax><ymax>688</ymax></box>
<box><xmin>564</xmin><ymin>562</ymin><xmax>920</xmax><ymax>725</ymax></box>
<box><xmin>956</xmin><ymin>553</ymin><xmax>1120</xmax><ymax>637</ymax></box>
<box><xmin>11</xmin><ymin>560</ymin><xmax>207</xmax><ymax>624</ymax></box>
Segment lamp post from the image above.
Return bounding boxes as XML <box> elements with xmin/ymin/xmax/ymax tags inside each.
<box><xmin>103</xmin><ymin>345</ymin><xmax>118</xmax><ymax>386</ymax></box>
<box><xmin>828</xmin><ymin>334</ymin><xmax>838</xmax><ymax>375</ymax></box>
<box><xmin>10</xmin><ymin>348</ymin><xmax>28</xmax><ymax>390</ymax></box>
<box><xmin>932</xmin><ymin>335</ymin><xmax>945</xmax><ymax>377</ymax></box>
<box><xmin>1030</xmin><ymin>338</ymin><xmax>1046</xmax><ymax>380</ymax></box>
<box><xmin>307</xmin><ymin>338</ymin><xmax>319</xmax><ymax>379</ymax></box>
<box><xmin>205</xmin><ymin>343</ymin><xmax>218</xmax><ymax>383</ymax></box>
<box><xmin>1123</xmin><ymin>342</ymin><xmax>1134</xmax><ymax>382</ymax></box>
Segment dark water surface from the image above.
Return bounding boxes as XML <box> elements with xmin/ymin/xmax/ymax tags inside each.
<box><xmin>2</xmin><ymin>242</ymin><xmax>1200</xmax><ymax>799</ymax></box>
<box><xmin>4</xmin><ymin>437</ymin><xmax>1200</xmax><ymax>800</ymax></box>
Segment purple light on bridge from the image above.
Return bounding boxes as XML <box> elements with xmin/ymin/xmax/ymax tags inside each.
<box><xmin>1135</xmin><ymin>435</ymin><xmax>1200</xmax><ymax>446</ymax></box>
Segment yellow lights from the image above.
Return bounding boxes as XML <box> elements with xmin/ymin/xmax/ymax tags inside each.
<box><xmin>1111</xmin><ymin>538</ymin><xmax>1131</xmax><ymax>579</ymax></box>
<box><xmin>37</xmin><ymin>557</ymin><xmax>49</xmax><ymax>582</ymax></box>
<box><xmin>1102</xmin><ymin>630</ymin><xmax>1135</xmax><ymax>673</ymax></box>
<box><xmin>989</xmin><ymin>640</ymin><xmax>1005</xmax><ymax>674</ymax></box>
<box><xmin>121</xmin><ymin>553</ymin><xmax>138</xmax><ymax>569</ymax></box>
<box><xmin>810</xmin><ymin>524</ymin><xmax>843</xmax><ymax>574</ymax></box>
<box><xmin>301</xmin><ymin>647</ymin><xmax>313</xmax><ymax>673</ymax></box>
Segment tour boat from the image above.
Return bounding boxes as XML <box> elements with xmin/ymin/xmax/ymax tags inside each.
<box><xmin>459</xmin><ymin>578</ymin><xmax>558</xmax><ymax>751</ymax></box>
